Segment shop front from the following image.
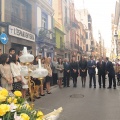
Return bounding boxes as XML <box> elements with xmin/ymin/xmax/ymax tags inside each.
<box><xmin>6</xmin><ymin>25</ymin><xmax>36</xmax><ymax>55</ymax></box>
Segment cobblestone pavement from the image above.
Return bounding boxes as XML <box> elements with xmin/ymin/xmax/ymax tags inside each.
<box><xmin>34</xmin><ymin>76</ymin><xmax>120</xmax><ymax>120</ymax></box>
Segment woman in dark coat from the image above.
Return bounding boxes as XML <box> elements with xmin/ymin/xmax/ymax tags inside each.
<box><xmin>70</xmin><ymin>56</ymin><xmax>78</xmax><ymax>87</ymax></box>
<box><xmin>79</xmin><ymin>56</ymin><xmax>87</xmax><ymax>87</ymax></box>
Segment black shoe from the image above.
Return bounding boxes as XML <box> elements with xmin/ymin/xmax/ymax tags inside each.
<box><xmin>114</xmin><ymin>87</ymin><xmax>116</xmax><ymax>89</ymax></box>
<box><xmin>40</xmin><ymin>94</ymin><xmax>45</xmax><ymax>96</ymax></box>
<box><xmin>94</xmin><ymin>86</ymin><xmax>96</xmax><ymax>88</ymax></box>
<box><xmin>67</xmin><ymin>86</ymin><xmax>70</xmax><ymax>87</ymax></box>
<box><xmin>35</xmin><ymin>96</ymin><xmax>41</xmax><ymax>99</ymax></box>
<box><xmin>99</xmin><ymin>86</ymin><xmax>101</xmax><ymax>88</ymax></box>
<box><xmin>107</xmin><ymin>87</ymin><xmax>111</xmax><ymax>89</ymax></box>
<box><xmin>103</xmin><ymin>86</ymin><xmax>106</xmax><ymax>88</ymax></box>
<box><xmin>89</xmin><ymin>86</ymin><xmax>92</xmax><ymax>88</ymax></box>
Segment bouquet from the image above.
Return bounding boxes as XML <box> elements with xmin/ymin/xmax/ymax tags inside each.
<box><xmin>0</xmin><ymin>87</ymin><xmax>44</xmax><ymax>120</ymax></box>
<box><xmin>0</xmin><ymin>87</ymin><xmax>63</xmax><ymax>120</ymax></box>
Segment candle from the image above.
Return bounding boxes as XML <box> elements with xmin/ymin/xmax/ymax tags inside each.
<box><xmin>38</xmin><ymin>59</ymin><xmax>41</xmax><ymax>68</ymax></box>
<box><xmin>23</xmin><ymin>47</ymin><xmax>27</xmax><ymax>54</ymax></box>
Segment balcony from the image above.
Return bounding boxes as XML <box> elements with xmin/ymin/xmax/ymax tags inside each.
<box><xmin>37</xmin><ymin>27</ymin><xmax>56</xmax><ymax>46</ymax></box>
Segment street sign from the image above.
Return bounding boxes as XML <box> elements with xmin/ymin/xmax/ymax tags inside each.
<box><xmin>0</xmin><ymin>33</ymin><xmax>8</xmax><ymax>44</ymax></box>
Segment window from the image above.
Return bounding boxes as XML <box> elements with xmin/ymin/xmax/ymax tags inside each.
<box><xmin>88</xmin><ymin>23</ymin><xmax>91</xmax><ymax>30</ymax></box>
<box><xmin>86</xmin><ymin>32</ymin><xmax>88</xmax><ymax>39</ymax></box>
<box><xmin>86</xmin><ymin>44</ymin><xmax>88</xmax><ymax>51</ymax></box>
<box><xmin>41</xmin><ymin>12</ymin><xmax>48</xmax><ymax>29</ymax></box>
<box><xmin>91</xmin><ymin>41</ymin><xmax>94</xmax><ymax>45</ymax></box>
<box><xmin>11</xmin><ymin>0</ymin><xmax>32</xmax><ymax>30</ymax></box>
<box><xmin>42</xmin><ymin>17</ymin><xmax>47</xmax><ymax>28</ymax></box>
<box><xmin>60</xmin><ymin>37</ymin><xmax>63</xmax><ymax>48</ymax></box>
<box><xmin>65</xmin><ymin>7</ymin><xmax>67</xmax><ymax>23</ymax></box>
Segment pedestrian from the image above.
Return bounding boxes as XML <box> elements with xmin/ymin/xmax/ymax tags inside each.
<box><xmin>44</xmin><ymin>57</ymin><xmax>52</xmax><ymax>94</ymax></box>
<box><xmin>87</xmin><ymin>55</ymin><xmax>96</xmax><ymax>88</ymax></box>
<box><xmin>57</xmin><ymin>58</ymin><xmax>64</xmax><ymax>88</ymax></box>
<box><xmin>97</xmin><ymin>57</ymin><xmax>106</xmax><ymax>88</ymax></box>
<box><xmin>0</xmin><ymin>54</ymin><xmax>13</xmax><ymax>92</ymax></box>
<box><xmin>10</xmin><ymin>54</ymin><xmax>23</xmax><ymax>92</ymax></box>
<box><xmin>32</xmin><ymin>56</ymin><xmax>41</xmax><ymax>99</ymax></box>
<box><xmin>8</xmin><ymin>48</ymin><xmax>15</xmax><ymax>64</ymax></box>
<box><xmin>70</xmin><ymin>56</ymin><xmax>78</xmax><ymax>87</ymax></box>
<box><xmin>52</xmin><ymin>57</ymin><xmax>58</xmax><ymax>85</ymax></box>
<box><xmin>105</xmin><ymin>57</ymin><xmax>116</xmax><ymax>89</ymax></box>
<box><xmin>63</xmin><ymin>58</ymin><xmax>70</xmax><ymax>87</ymax></box>
<box><xmin>79</xmin><ymin>56</ymin><xmax>87</xmax><ymax>87</ymax></box>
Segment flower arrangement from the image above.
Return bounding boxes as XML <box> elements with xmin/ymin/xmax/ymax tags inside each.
<box><xmin>0</xmin><ymin>88</ymin><xmax>44</xmax><ymax>120</ymax></box>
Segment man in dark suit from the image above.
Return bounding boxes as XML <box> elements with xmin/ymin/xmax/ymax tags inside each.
<box><xmin>97</xmin><ymin>57</ymin><xmax>106</xmax><ymax>88</ymax></box>
<box><xmin>63</xmin><ymin>58</ymin><xmax>70</xmax><ymax>87</ymax></box>
<box><xmin>87</xmin><ymin>56</ymin><xmax>96</xmax><ymax>88</ymax></box>
<box><xmin>105</xmin><ymin>57</ymin><xmax>116</xmax><ymax>89</ymax></box>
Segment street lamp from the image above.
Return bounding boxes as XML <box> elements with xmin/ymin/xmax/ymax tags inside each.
<box><xmin>114</xmin><ymin>33</ymin><xmax>118</xmax><ymax>58</ymax></box>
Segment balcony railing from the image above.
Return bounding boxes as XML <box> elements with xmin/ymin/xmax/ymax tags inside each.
<box><xmin>37</xmin><ymin>27</ymin><xmax>56</xmax><ymax>45</ymax></box>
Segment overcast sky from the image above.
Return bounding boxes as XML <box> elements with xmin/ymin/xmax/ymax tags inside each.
<box><xmin>74</xmin><ymin>0</ymin><xmax>116</xmax><ymax>48</ymax></box>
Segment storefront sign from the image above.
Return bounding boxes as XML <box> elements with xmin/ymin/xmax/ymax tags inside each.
<box><xmin>8</xmin><ymin>25</ymin><xmax>35</xmax><ymax>42</ymax></box>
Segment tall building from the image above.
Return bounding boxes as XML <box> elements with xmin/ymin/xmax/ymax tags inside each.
<box><xmin>75</xmin><ymin>9</ymin><xmax>95</xmax><ymax>57</ymax></box>
<box><xmin>35</xmin><ymin>0</ymin><xmax>55</xmax><ymax>58</ymax></box>
<box><xmin>0</xmin><ymin>0</ymin><xmax>36</xmax><ymax>54</ymax></box>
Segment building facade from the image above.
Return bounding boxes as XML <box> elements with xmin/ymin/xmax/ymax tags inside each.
<box><xmin>75</xmin><ymin>9</ymin><xmax>95</xmax><ymax>58</ymax></box>
<box><xmin>0</xmin><ymin>0</ymin><xmax>36</xmax><ymax>54</ymax></box>
<box><xmin>35</xmin><ymin>0</ymin><xmax>55</xmax><ymax>58</ymax></box>
<box><xmin>52</xmin><ymin>0</ymin><xmax>65</xmax><ymax>59</ymax></box>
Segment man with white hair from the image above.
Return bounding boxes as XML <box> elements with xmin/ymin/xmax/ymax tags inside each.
<box><xmin>63</xmin><ymin>58</ymin><xmax>70</xmax><ymax>87</ymax></box>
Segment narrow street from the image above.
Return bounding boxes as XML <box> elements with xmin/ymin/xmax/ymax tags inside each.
<box><xmin>34</xmin><ymin>76</ymin><xmax>120</xmax><ymax>120</ymax></box>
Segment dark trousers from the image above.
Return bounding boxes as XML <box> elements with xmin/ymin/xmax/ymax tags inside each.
<box><xmin>63</xmin><ymin>72</ymin><xmax>70</xmax><ymax>87</ymax></box>
<box><xmin>89</xmin><ymin>73</ymin><xmax>96</xmax><ymax>87</ymax></box>
<box><xmin>98</xmin><ymin>74</ymin><xmax>105</xmax><ymax>87</ymax></box>
<box><xmin>52</xmin><ymin>73</ymin><xmax>58</xmax><ymax>85</ymax></box>
<box><xmin>73</xmin><ymin>76</ymin><xmax>77</xmax><ymax>87</ymax></box>
<box><xmin>108</xmin><ymin>74</ymin><xmax>116</xmax><ymax>88</ymax></box>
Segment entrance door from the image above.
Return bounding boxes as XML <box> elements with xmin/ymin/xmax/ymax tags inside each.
<box><xmin>11</xmin><ymin>43</ymin><xmax>32</xmax><ymax>54</ymax></box>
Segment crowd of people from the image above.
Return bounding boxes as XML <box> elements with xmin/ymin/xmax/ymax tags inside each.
<box><xmin>0</xmin><ymin>48</ymin><xmax>118</xmax><ymax>101</ymax></box>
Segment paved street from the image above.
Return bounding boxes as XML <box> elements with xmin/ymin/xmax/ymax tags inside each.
<box><xmin>34</xmin><ymin>76</ymin><xmax>120</xmax><ymax>120</ymax></box>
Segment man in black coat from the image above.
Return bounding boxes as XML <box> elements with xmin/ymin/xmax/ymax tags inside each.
<box><xmin>63</xmin><ymin>58</ymin><xmax>70</xmax><ymax>87</ymax></box>
<box><xmin>105</xmin><ymin>57</ymin><xmax>116</xmax><ymax>89</ymax></box>
<box><xmin>97</xmin><ymin>57</ymin><xmax>106</xmax><ymax>88</ymax></box>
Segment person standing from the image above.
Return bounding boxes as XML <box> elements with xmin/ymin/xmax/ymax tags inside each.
<box><xmin>8</xmin><ymin>48</ymin><xmax>15</xmax><ymax>64</ymax></box>
<box><xmin>52</xmin><ymin>57</ymin><xmax>58</xmax><ymax>85</ymax></box>
<box><xmin>97</xmin><ymin>57</ymin><xmax>106</xmax><ymax>88</ymax></box>
<box><xmin>87</xmin><ymin>56</ymin><xmax>96</xmax><ymax>88</ymax></box>
<box><xmin>79</xmin><ymin>56</ymin><xmax>87</xmax><ymax>87</ymax></box>
<box><xmin>70</xmin><ymin>56</ymin><xmax>78</xmax><ymax>87</ymax></box>
<box><xmin>0</xmin><ymin>54</ymin><xmax>13</xmax><ymax>91</ymax></box>
<box><xmin>57</xmin><ymin>58</ymin><xmax>64</xmax><ymax>88</ymax></box>
<box><xmin>44</xmin><ymin>58</ymin><xmax>52</xmax><ymax>94</ymax></box>
<box><xmin>105</xmin><ymin>57</ymin><xmax>116</xmax><ymax>89</ymax></box>
<box><xmin>63</xmin><ymin>58</ymin><xmax>70</xmax><ymax>87</ymax></box>
<box><xmin>32</xmin><ymin>56</ymin><xmax>41</xmax><ymax>98</ymax></box>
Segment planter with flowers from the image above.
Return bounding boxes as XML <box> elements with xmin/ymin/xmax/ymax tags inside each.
<box><xmin>0</xmin><ymin>87</ymin><xmax>62</xmax><ymax>120</ymax></box>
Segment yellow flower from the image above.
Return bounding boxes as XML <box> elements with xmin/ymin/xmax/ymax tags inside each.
<box><xmin>0</xmin><ymin>104</ymin><xmax>10</xmax><ymax>116</ymax></box>
<box><xmin>14</xmin><ymin>91</ymin><xmax>22</xmax><ymax>97</ymax></box>
<box><xmin>20</xmin><ymin>113</ymin><xmax>30</xmax><ymax>120</ymax></box>
<box><xmin>26</xmin><ymin>104</ymin><xmax>32</xmax><ymax>110</ymax></box>
<box><xmin>37</xmin><ymin>111</ymin><xmax>44</xmax><ymax>119</ymax></box>
<box><xmin>7</xmin><ymin>97</ymin><xmax>13</xmax><ymax>103</ymax></box>
<box><xmin>13</xmin><ymin>98</ymin><xmax>17</xmax><ymax>104</ymax></box>
<box><xmin>36</xmin><ymin>117</ymin><xmax>42</xmax><ymax>120</ymax></box>
<box><xmin>0</xmin><ymin>95</ymin><xmax>6</xmax><ymax>102</ymax></box>
<box><xmin>0</xmin><ymin>88</ymin><xmax>8</xmax><ymax>97</ymax></box>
